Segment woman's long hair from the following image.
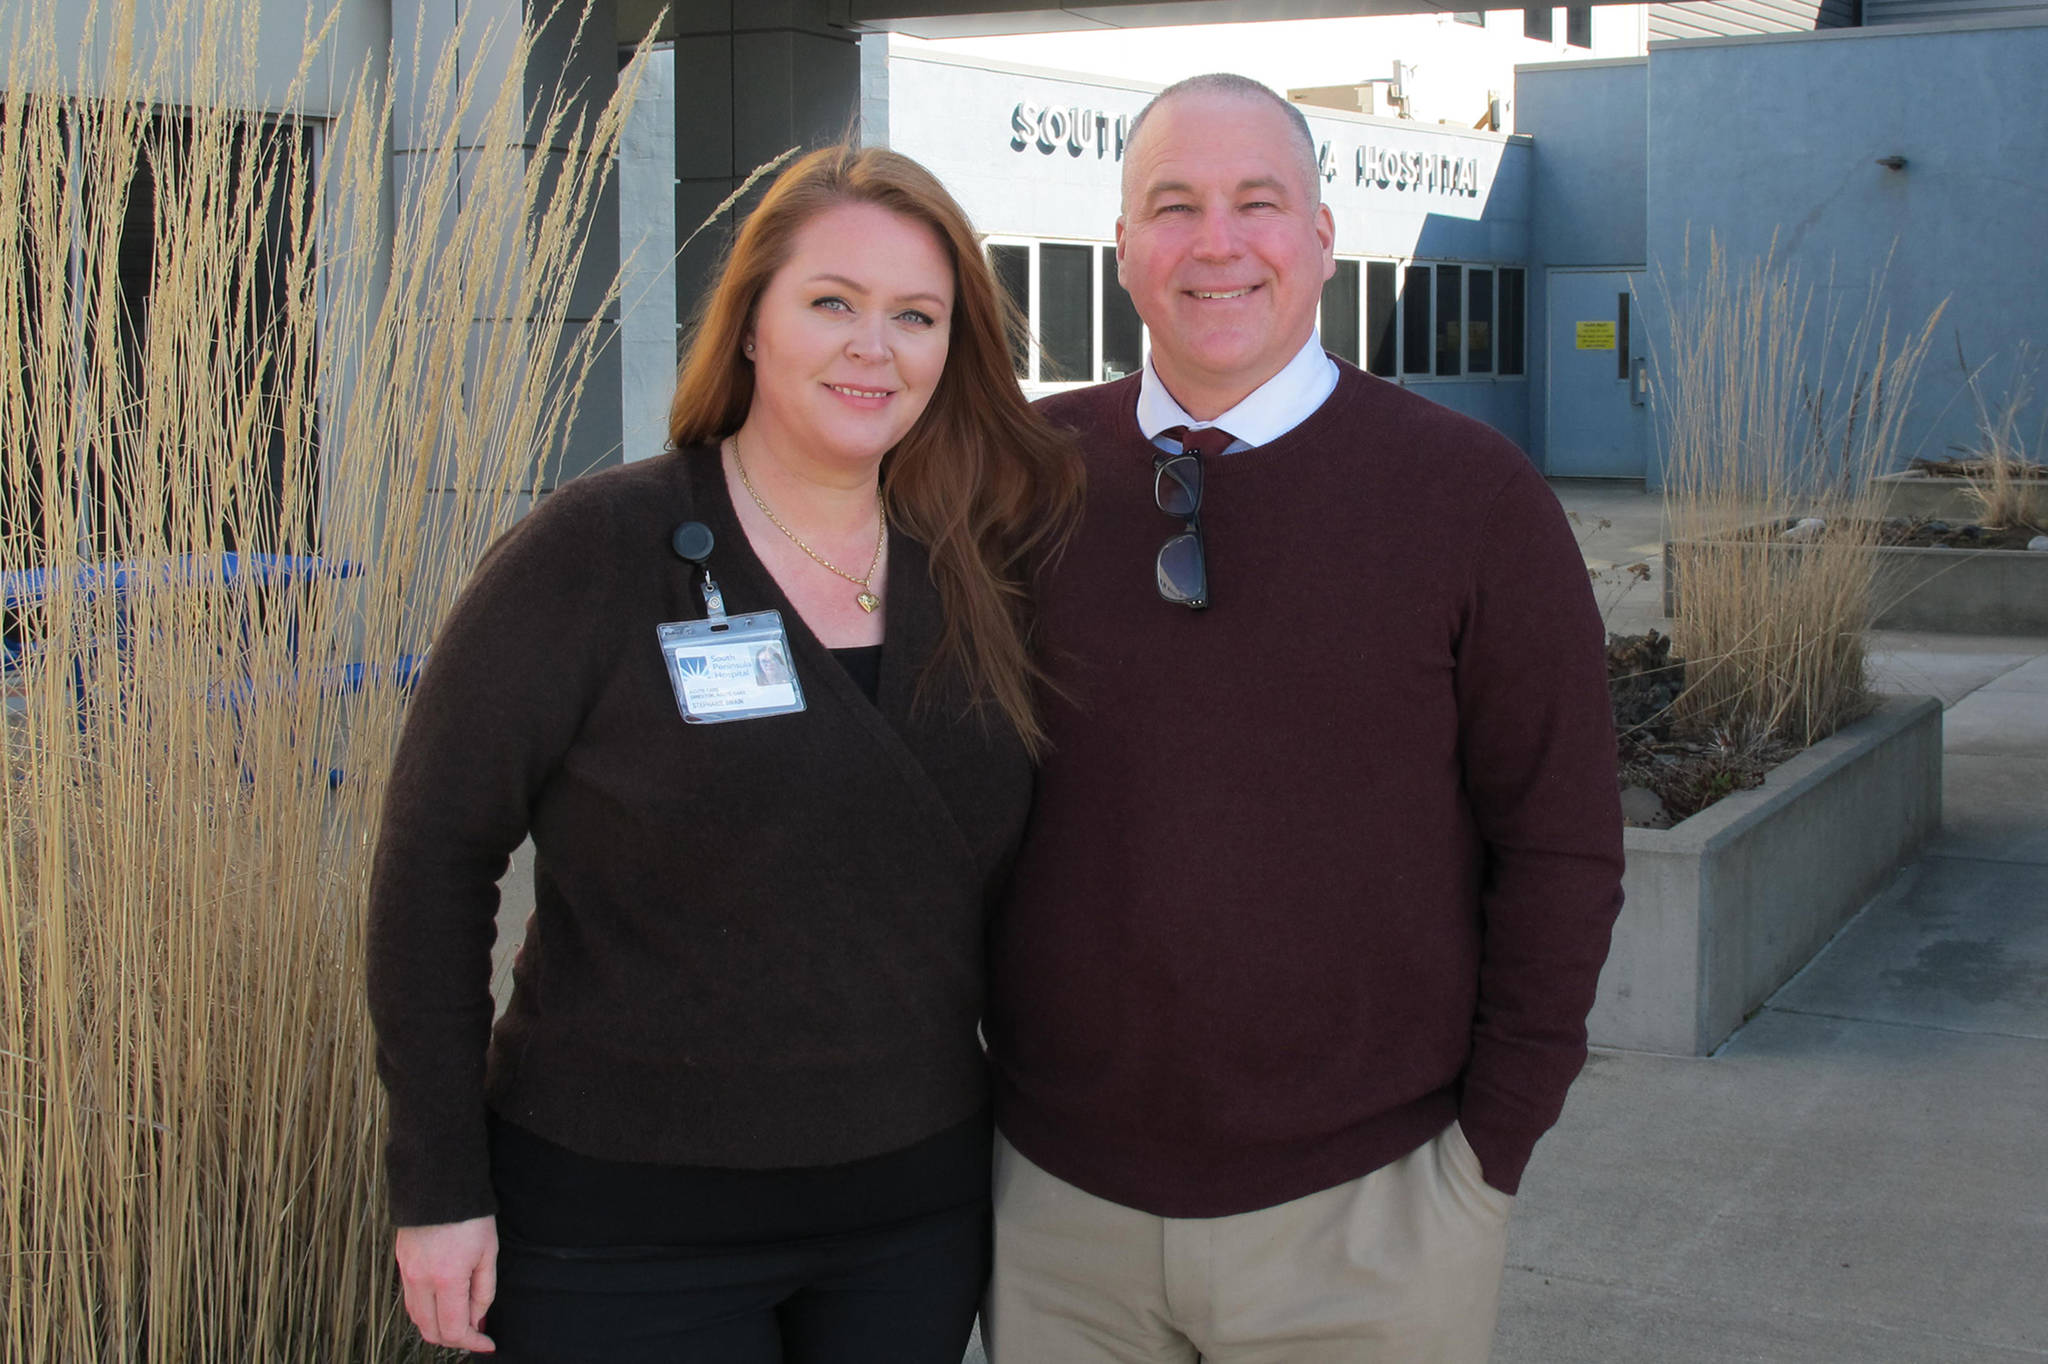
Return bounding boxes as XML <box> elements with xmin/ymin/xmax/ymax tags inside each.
<box><xmin>669</xmin><ymin>144</ymin><xmax>1084</xmax><ymax>754</ymax></box>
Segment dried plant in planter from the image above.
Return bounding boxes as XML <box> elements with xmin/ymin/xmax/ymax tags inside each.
<box><xmin>1652</xmin><ymin>233</ymin><xmax>1943</xmax><ymax>751</ymax></box>
<box><xmin>1951</xmin><ymin>345</ymin><xmax>2046</xmax><ymax>533</ymax></box>
<box><xmin>1608</xmin><ymin>630</ymin><xmax>1798</xmax><ymax>825</ymax></box>
<box><xmin>0</xmin><ymin>1</ymin><xmax>651</xmax><ymax>1357</ymax></box>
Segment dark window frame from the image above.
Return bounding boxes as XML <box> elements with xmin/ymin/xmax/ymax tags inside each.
<box><xmin>1320</xmin><ymin>258</ymin><xmax>1361</xmax><ymax>369</ymax></box>
<box><xmin>1330</xmin><ymin>256</ymin><xmax>1528</xmax><ymax>384</ymax></box>
<box><xmin>3</xmin><ymin>104</ymin><xmax>322</xmax><ymax>567</ymax></box>
<box><xmin>1435</xmin><ymin>264</ymin><xmax>1464</xmax><ymax>378</ymax></box>
<box><xmin>1401</xmin><ymin>264</ymin><xmax>1433</xmax><ymax>376</ymax></box>
<box><xmin>1365</xmin><ymin>261</ymin><xmax>1398</xmax><ymax>378</ymax></box>
<box><xmin>1038</xmin><ymin>242</ymin><xmax>1093</xmax><ymax>385</ymax></box>
<box><xmin>1468</xmin><ymin>267</ymin><xmax>1495</xmax><ymax>375</ymax></box>
<box><xmin>981</xmin><ymin>236</ymin><xmax>1141</xmax><ymax>387</ymax></box>
<box><xmin>1498</xmin><ymin>267</ymin><xmax>1527</xmax><ymax>377</ymax></box>
<box><xmin>1565</xmin><ymin>3</ymin><xmax>1592</xmax><ymax>47</ymax></box>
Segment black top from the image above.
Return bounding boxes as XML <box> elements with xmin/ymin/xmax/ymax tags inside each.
<box><xmin>832</xmin><ymin>643</ymin><xmax>883</xmax><ymax>703</ymax></box>
<box><xmin>489</xmin><ymin>1109</ymin><xmax>989</xmax><ymax>1251</ymax></box>
<box><xmin>367</xmin><ymin>450</ymin><xmax>1031</xmax><ymax>1226</ymax></box>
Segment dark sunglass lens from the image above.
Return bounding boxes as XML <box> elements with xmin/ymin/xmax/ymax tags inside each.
<box><xmin>1155</xmin><ymin>455</ymin><xmax>1201</xmax><ymax>519</ymax></box>
<box><xmin>1156</xmin><ymin>531</ymin><xmax>1207</xmax><ymax>607</ymax></box>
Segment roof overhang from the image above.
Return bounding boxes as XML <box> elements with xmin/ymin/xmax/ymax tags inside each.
<box><xmin>620</xmin><ymin>0</ymin><xmax>1645</xmax><ymax>43</ymax></box>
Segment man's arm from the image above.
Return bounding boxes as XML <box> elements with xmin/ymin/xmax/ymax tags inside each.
<box><xmin>1451</xmin><ymin>462</ymin><xmax>1625</xmax><ymax>1195</ymax></box>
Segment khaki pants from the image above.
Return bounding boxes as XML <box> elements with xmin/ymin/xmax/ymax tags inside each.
<box><xmin>985</xmin><ymin>1123</ymin><xmax>1513</xmax><ymax>1364</ymax></box>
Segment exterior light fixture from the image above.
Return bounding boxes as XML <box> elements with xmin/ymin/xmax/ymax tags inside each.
<box><xmin>1876</xmin><ymin>155</ymin><xmax>1908</xmax><ymax>170</ymax></box>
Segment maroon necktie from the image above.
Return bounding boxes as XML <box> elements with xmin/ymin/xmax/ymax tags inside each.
<box><xmin>1160</xmin><ymin>425</ymin><xmax>1237</xmax><ymax>461</ymax></box>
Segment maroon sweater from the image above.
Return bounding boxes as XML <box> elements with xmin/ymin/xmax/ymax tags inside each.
<box><xmin>987</xmin><ymin>363</ymin><xmax>1624</xmax><ymax>1217</ymax></box>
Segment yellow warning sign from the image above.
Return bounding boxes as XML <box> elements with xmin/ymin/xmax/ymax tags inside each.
<box><xmin>1576</xmin><ymin>321</ymin><xmax>1616</xmax><ymax>350</ymax></box>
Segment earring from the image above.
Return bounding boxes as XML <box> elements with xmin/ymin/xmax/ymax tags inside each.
<box><xmin>744</xmin><ymin>342</ymin><xmax>755</xmax><ymax>357</ymax></box>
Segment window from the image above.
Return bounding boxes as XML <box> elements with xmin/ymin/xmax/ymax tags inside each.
<box><xmin>1616</xmin><ymin>290</ymin><xmax>1631</xmax><ymax>380</ymax></box>
<box><xmin>1566</xmin><ymin>3</ymin><xmax>1592</xmax><ymax>46</ymax></box>
<box><xmin>1453</xmin><ymin>10</ymin><xmax>1486</xmax><ymax>24</ymax></box>
<box><xmin>1468</xmin><ymin>268</ymin><xmax>1494</xmax><ymax>375</ymax></box>
<box><xmin>1327</xmin><ymin>258</ymin><xmax>1526</xmax><ymax>383</ymax></box>
<box><xmin>1499</xmin><ymin>268</ymin><xmax>1526</xmax><ymax>376</ymax></box>
<box><xmin>1039</xmin><ymin>243</ymin><xmax>1092</xmax><ymax>383</ymax></box>
<box><xmin>983</xmin><ymin>238</ymin><xmax>1145</xmax><ymax>387</ymax></box>
<box><xmin>3</xmin><ymin>106</ymin><xmax>58</xmax><ymax>562</ymax></box>
<box><xmin>1100</xmin><ymin>247</ymin><xmax>1142</xmax><ymax>382</ymax></box>
<box><xmin>1525</xmin><ymin>5</ymin><xmax>1553</xmax><ymax>41</ymax></box>
<box><xmin>1320</xmin><ymin>260</ymin><xmax>1360</xmax><ymax>368</ymax></box>
<box><xmin>1365</xmin><ymin>262</ymin><xmax>1398</xmax><ymax>378</ymax></box>
<box><xmin>1435</xmin><ymin>265</ymin><xmax>1463</xmax><ymax>377</ymax></box>
<box><xmin>1402</xmin><ymin>265</ymin><xmax>1432</xmax><ymax>375</ymax></box>
<box><xmin>1</xmin><ymin>106</ymin><xmax>318</xmax><ymax>564</ymax></box>
<box><xmin>989</xmin><ymin>244</ymin><xmax>1030</xmax><ymax>380</ymax></box>
<box><xmin>992</xmin><ymin>241</ymin><xmax>1527</xmax><ymax>389</ymax></box>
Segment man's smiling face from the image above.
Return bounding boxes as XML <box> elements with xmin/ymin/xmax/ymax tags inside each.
<box><xmin>1115</xmin><ymin>90</ymin><xmax>1336</xmax><ymax>419</ymax></box>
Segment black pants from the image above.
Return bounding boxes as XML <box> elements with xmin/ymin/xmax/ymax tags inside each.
<box><xmin>482</xmin><ymin>1199</ymin><xmax>989</xmax><ymax>1363</ymax></box>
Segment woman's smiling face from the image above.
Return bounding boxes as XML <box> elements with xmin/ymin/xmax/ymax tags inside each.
<box><xmin>743</xmin><ymin>200</ymin><xmax>956</xmax><ymax>469</ymax></box>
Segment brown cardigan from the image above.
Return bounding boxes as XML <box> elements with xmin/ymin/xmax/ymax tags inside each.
<box><xmin>367</xmin><ymin>450</ymin><xmax>1030</xmax><ymax>1227</ymax></box>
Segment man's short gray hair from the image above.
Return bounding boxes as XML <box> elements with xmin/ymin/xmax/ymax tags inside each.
<box><xmin>1120</xmin><ymin>73</ymin><xmax>1321</xmax><ymax>209</ymax></box>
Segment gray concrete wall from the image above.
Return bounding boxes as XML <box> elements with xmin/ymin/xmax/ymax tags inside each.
<box><xmin>1872</xmin><ymin>547</ymin><xmax>2048</xmax><ymax>634</ymax></box>
<box><xmin>673</xmin><ymin>1</ymin><xmax>861</xmax><ymax>326</ymax></box>
<box><xmin>0</xmin><ymin>0</ymin><xmax>389</xmax><ymax>114</ymax></box>
<box><xmin>1416</xmin><ymin>379</ymin><xmax>1529</xmax><ymax>448</ymax></box>
<box><xmin>1517</xmin><ymin>58</ymin><xmax>1648</xmax><ymax>271</ymax></box>
<box><xmin>1875</xmin><ymin>472</ymin><xmax>2037</xmax><ymax>523</ymax></box>
<box><xmin>1594</xmin><ymin>695</ymin><xmax>1943</xmax><ymax>1055</ymax></box>
<box><xmin>1515</xmin><ymin>57</ymin><xmax>1646</xmax><ymax>473</ymax></box>
<box><xmin>620</xmin><ymin>46</ymin><xmax>679</xmax><ymax>465</ymax></box>
<box><xmin>390</xmin><ymin>0</ymin><xmax>625</xmax><ymax>495</ymax></box>
<box><xmin>1641</xmin><ymin>19</ymin><xmax>2048</xmax><ymax>483</ymax></box>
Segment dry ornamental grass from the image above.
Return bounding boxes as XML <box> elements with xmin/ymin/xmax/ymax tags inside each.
<box><xmin>1</xmin><ymin>0</ymin><xmax>652</xmax><ymax>1356</ymax></box>
<box><xmin>1652</xmin><ymin>233</ymin><xmax>1944</xmax><ymax>752</ymax></box>
<box><xmin>1952</xmin><ymin>345</ymin><xmax>2046</xmax><ymax>533</ymax></box>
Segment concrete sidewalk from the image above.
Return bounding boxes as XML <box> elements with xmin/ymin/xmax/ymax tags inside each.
<box><xmin>1494</xmin><ymin>483</ymin><xmax>2048</xmax><ymax>1362</ymax></box>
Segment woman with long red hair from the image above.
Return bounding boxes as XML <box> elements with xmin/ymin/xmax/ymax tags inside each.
<box><xmin>368</xmin><ymin>143</ymin><xmax>1081</xmax><ymax>1361</ymax></box>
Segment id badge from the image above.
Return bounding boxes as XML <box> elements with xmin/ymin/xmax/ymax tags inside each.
<box><xmin>656</xmin><ymin>611</ymin><xmax>806</xmax><ymax>724</ymax></box>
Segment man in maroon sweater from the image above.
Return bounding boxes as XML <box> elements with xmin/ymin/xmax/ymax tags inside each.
<box><xmin>981</xmin><ymin>74</ymin><xmax>1625</xmax><ymax>1362</ymax></box>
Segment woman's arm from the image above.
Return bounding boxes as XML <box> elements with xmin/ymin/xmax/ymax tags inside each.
<box><xmin>366</xmin><ymin>478</ymin><xmax>628</xmax><ymax>1229</ymax></box>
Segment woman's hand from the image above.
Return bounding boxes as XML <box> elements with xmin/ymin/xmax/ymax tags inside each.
<box><xmin>396</xmin><ymin>1215</ymin><xmax>499</xmax><ymax>1352</ymax></box>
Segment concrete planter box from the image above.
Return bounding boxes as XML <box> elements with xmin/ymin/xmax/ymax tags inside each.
<box><xmin>1876</xmin><ymin>471</ymin><xmax>2045</xmax><ymax>524</ymax></box>
<box><xmin>1876</xmin><ymin>472</ymin><xmax>1983</xmax><ymax>522</ymax></box>
<box><xmin>1663</xmin><ymin>533</ymin><xmax>2048</xmax><ymax>635</ymax></box>
<box><xmin>1869</xmin><ymin>544</ymin><xmax>2048</xmax><ymax>633</ymax></box>
<box><xmin>1590</xmin><ymin>695</ymin><xmax>1942</xmax><ymax>1055</ymax></box>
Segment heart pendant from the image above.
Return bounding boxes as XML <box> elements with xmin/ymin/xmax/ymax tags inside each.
<box><xmin>856</xmin><ymin>591</ymin><xmax>880</xmax><ymax>613</ymax></box>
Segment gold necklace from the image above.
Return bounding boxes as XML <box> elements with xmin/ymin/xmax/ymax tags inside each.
<box><xmin>730</xmin><ymin>435</ymin><xmax>887</xmax><ymax>613</ymax></box>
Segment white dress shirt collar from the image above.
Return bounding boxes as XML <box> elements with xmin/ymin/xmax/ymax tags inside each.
<box><xmin>1135</xmin><ymin>333</ymin><xmax>1340</xmax><ymax>450</ymax></box>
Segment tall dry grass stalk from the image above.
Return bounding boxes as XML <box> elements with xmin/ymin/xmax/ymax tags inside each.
<box><xmin>1654</xmin><ymin>233</ymin><xmax>1943</xmax><ymax>748</ymax></box>
<box><xmin>0</xmin><ymin>0</ymin><xmax>649</xmax><ymax>1356</ymax></box>
<box><xmin>1958</xmin><ymin>347</ymin><xmax>2045</xmax><ymax>532</ymax></box>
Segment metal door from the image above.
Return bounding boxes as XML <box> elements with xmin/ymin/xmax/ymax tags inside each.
<box><xmin>1546</xmin><ymin>269</ymin><xmax>1648</xmax><ymax>479</ymax></box>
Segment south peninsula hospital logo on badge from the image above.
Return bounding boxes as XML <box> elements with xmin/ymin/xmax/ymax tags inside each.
<box><xmin>676</xmin><ymin>653</ymin><xmax>709</xmax><ymax>677</ymax></box>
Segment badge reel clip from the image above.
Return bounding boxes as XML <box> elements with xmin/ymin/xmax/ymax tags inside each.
<box><xmin>656</xmin><ymin>522</ymin><xmax>806</xmax><ymax>724</ymax></box>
